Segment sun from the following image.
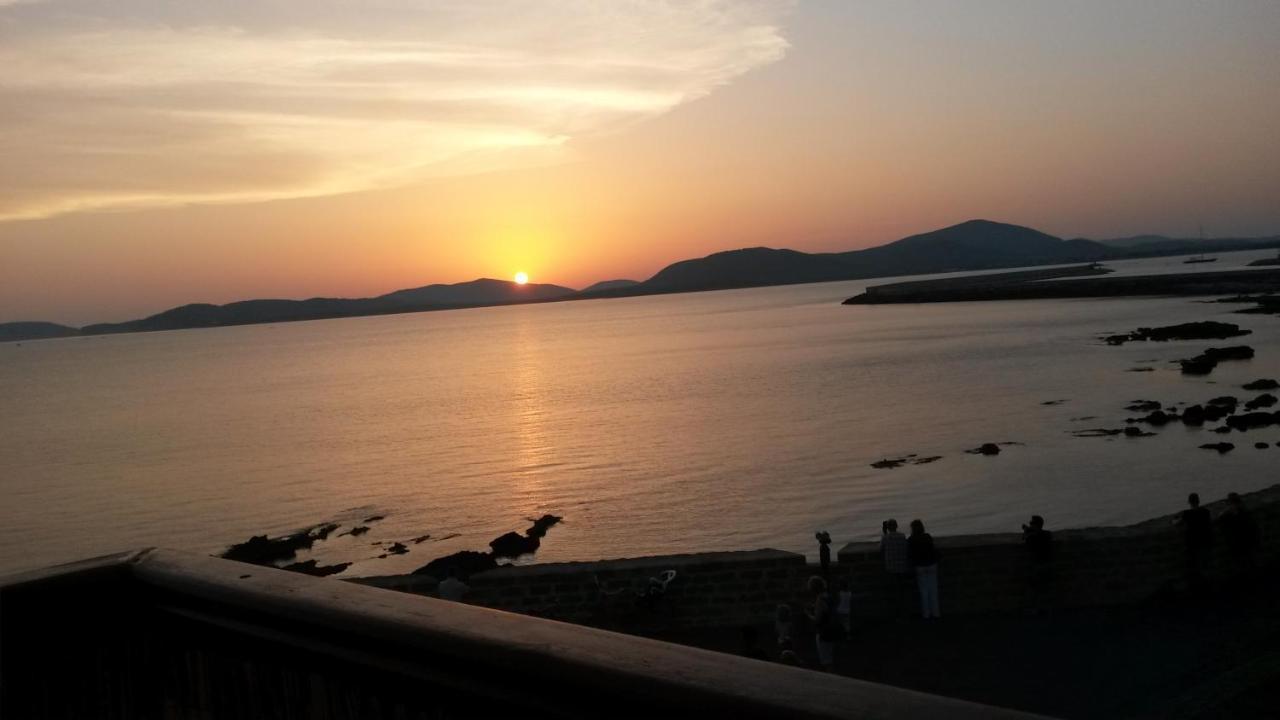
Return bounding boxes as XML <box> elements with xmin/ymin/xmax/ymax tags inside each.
<box><xmin>514</xmin><ymin>271</ymin><xmax>529</xmax><ymax>285</ymax></box>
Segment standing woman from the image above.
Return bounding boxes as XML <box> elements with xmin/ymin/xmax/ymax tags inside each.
<box><xmin>807</xmin><ymin>576</ymin><xmax>838</xmax><ymax>671</ymax></box>
<box><xmin>908</xmin><ymin>519</ymin><xmax>940</xmax><ymax>619</ymax></box>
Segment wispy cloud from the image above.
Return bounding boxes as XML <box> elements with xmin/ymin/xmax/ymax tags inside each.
<box><xmin>0</xmin><ymin>1</ymin><xmax>792</xmax><ymax>220</ymax></box>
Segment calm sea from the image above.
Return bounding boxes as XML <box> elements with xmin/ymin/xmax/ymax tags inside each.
<box><xmin>3</xmin><ymin>250</ymin><xmax>1278</xmax><ymax>577</ymax></box>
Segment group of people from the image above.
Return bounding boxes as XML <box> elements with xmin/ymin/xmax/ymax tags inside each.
<box><xmin>1177</xmin><ymin>491</ymin><xmax>1260</xmax><ymax>586</ymax></box>
<box><xmin>767</xmin><ymin>492</ymin><xmax>1261</xmax><ymax>671</ymax></box>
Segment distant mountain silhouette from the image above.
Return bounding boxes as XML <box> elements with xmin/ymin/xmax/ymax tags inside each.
<box><xmin>0</xmin><ymin>321</ymin><xmax>80</xmax><ymax>342</ymax></box>
<box><xmin>378</xmin><ymin>278</ymin><xmax>572</xmax><ymax>307</ymax></box>
<box><xmin>826</xmin><ymin>219</ymin><xmax>1111</xmax><ymax>278</ymax></box>
<box><xmin>645</xmin><ymin>247</ymin><xmax>853</xmax><ymax>292</ymax></box>
<box><xmin>7</xmin><ymin>219</ymin><xmax>1280</xmax><ymax>341</ymax></box>
<box><xmin>579</xmin><ymin>279</ymin><xmax>640</xmax><ymax>294</ymax></box>
<box><xmin>637</xmin><ymin>220</ymin><xmax>1110</xmax><ymax>293</ymax></box>
<box><xmin>78</xmin><ymin>279</ymin><xmax>575</xmax><ymax>335</ymax></box>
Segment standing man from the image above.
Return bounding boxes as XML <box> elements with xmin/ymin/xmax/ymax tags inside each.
<box><xmin>1175</xmin><ymin>492</ymin><xmax>1213</xmax><ymax>588</ymax></box>
<box><xmin>1022</xmin><ymin>515</ymin><xmax>1053</xmax><ymax>614</ymax></box>
<box><xmin>881</xmin><ymin>519</ymin><xmax>911</xmax><ymax>616</ymax></box>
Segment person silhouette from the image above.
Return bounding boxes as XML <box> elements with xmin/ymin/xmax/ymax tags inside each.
<box><xmin>815</xmin><ymin>531</ymin><xmax>832</xmax><ymax>579</ymax></box>
<box><xmin>807</xmin><ymin>576</ymin><xmax>839</xmax><ymax>670</ymax></box>
<box><xmin>908</xmin><ymin>519</ymin><xmax>940</xmax><ymax>619</ymax></box>
<box><xmin>1174</xmin><ymin>492</ymin><xmax>1212</xmax><ymax>587</ymax></box>
<box><xmin>1218</xmin><ymin>492</ymin><xmax>1258</xmax><ymax>576</ymax></box>
<box><xmin>1022</xmin><ymin>515</ymin><xmax>1053</xmax><ymax>613</ymax></box>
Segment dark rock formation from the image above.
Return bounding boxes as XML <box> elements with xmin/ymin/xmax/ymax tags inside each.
<box><xmin>527</xmin><ymin>514</ymin><xmax>563</xmax><ymax>539</ymax></box>
<box><xmin>364</xmin><ymin>515</ymin><xmax>386</xmax><ymax>523</ymax></box>
<box><xmin>1199</xmin><ymin>443</ymin><xmax>1235</xmax><ymax>453</ymax></box>
<box><xmin>1180</xmin><ymin>405</ymin><xmax>1207</xmax><ymax>426</ymax></box>
<box><xmin>1180</xmin><ymin>357</ymin><xmax>1217</xmax><ymax>375</ymax></box>
<box><xmin>1125</xmin><ymin>400</ymin><xmax>1162</xmax><ymax>412</ymax></box>
<box><xmin>1127</xmin><ymin>367</ymin><xmax>1155</xmax><ymax>372</ymax></box>
<box><xmin>1124</xmin><ymin>427</ymin><xmax>1154</xmax><ymax>437</ymax></box>
<box><xmin>1255</xmin><ymin>442</ymin><xmax>1270</xmax><ymax>449</ymax></box>
<box><xmin>1225</xmin><ymin>412</ymin><xmax>1279</xmax><ymax>431</ymax></box>
<box><xmin>414</xmin><ymin>550</ymin><xmax>498</xmax><ymax>579</ymax></box>
<box><xmin>411</xmin><ymin>535</ymin><xmax>431</xmax><ymax>544</ymax></box>
<box><xmin>1243</xmin><ymin>378</ymin><xmax>1279</xmax><ymax>391</ymax></box>
<box><xmin>1181</xmin><ymin>346</ymin><xmax>1256</xmax><ymax>374</ymax></box>
<box><xmin>1244</xmin><ymin>393</ymin><xmax>1277</xmax><ymax>410</ymax></box>
<box><xmin>281</xmin><ymin>560</ymin><xmax>351</xmax><ymax>577</ymax></box>
<box><xmin>966</xmin><ymin>443</ymin><xmax>1002</xmax><ymax>456</ymax></box>
<box><xmin>1128</xmin><ymin>410</ymin><xmax>1176</xmax><ymax>426</ymax></box>
<box><xmin>913</xmin><ymin>456</ymin><xmax>943</xmax><ymax>465</ymax></box>
<box><xmin>341</xmin><ymin>526</ymin><xmax>370</xmax><ymax>537</ymax></box>
<box><xmin>488</xmin><ymin>515</ymin><xmax>564</xmax><ymax>559</ymax></box>
<box><xmin>313</xmin><ymin>523</ymin><xmax>340</xmax><ymax>541</ymax></box>
<box><xmin>1208</xmin><ymin>396</ymin><xmax>1239</xmax><ymax>407</ymax></box>
<box><xmin>1203</xmin><ymin>346</ymin><xmax>1256</xmax><ymax>361</ymax></box>
<box><xmin>1104</xmin><ymin>321</ymin><xmax>1250</xmax><ymax>346</ymax></box>
<box><xmin>1072</xmin><ymin>428</ymin><xmax>1123</xmax><ymax>437</ymax></box>
<box><xmin>222</xmin><ymin>524</ymin><xmax>335</xmax><ymax>565</ymax></box>
<box><xmin>490</xmin><ymin>531</ymin><xmax>540</xmax><ymax>558</ymax></box>
<box><xmin>386</xmin><ymin>542</ymin><xmax>409</xmax><ymax>555</ymax></box>
<box><xmin>871</xmin><ymin>455</ymin><xmax>914</xmax><ymax>469</ymax></box>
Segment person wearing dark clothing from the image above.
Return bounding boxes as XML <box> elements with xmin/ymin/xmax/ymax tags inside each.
<box><xmin>1022</xmin><ymin>515</ymin><xmax>1053</xmax><ymax>612</ymax></box>
<box><xmin>806</xmin><ymin>576</ymin><xmax>839</xmax><ymax>669</ymax></box>
<box><xmin>1176</xmin><ymin>492</ymin><xmax>1213</xmax><ymax>584</ymax></box>
<box><xmin>1023</xmin><ymin>515</ymin><xmax>1053</xmax><ymax>563</ymax></box>
<box><xmin>1219</xmin><ymin>492</ymin><xmax>1259</xmax><ymax>570</ymax></box>
<box><xmin>815</xmin><ymin>531</ymin><xmax>832</xmax><ymax>579</ymax></box>
<box><xmin>908</xmin><ymin>519</ymin><xmax>940</xmax><ymax>619</ymax></box>
<box><xmin>740</xmin><ymin>625</ymin><xmax>769</xmax><ymax>662</ymax></box>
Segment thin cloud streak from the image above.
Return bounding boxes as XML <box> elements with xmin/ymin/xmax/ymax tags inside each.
<box><xmin>0</xmin><ymin>0</ymin><xmax>793</xmax><ymax>220</ymax></box>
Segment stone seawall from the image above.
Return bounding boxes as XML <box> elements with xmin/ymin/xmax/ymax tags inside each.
<box><xmin>355</xmin><ymin>485</ymin><xmax>1280</xmax><ymax>629</ymax></box>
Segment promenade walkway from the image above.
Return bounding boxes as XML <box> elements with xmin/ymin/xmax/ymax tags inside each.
<box><xmin>648</xmin><ymin>577</ymin><xmax>1280</xmax><ymax>719</ymax></box>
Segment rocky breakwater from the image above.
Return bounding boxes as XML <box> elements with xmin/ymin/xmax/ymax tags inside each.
<box><xmin>845</xmin><ymin>267</ymin><xmax>1280</xmax><ymax>305</ymax></box>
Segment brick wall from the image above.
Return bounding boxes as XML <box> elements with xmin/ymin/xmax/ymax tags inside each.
<box><xmin>356</xmin><ymin>485</ymin><xmax>1280</xmax><ymax>629</ymax></box>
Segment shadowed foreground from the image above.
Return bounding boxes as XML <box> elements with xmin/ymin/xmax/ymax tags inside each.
<box><xmin>0</xmin><ymin>548</ymin><xmax>1043</xmax><ymax>720</ymax></box>
<box><xmin>646</xmin><ymin>579</ymin><xmax>1280</xmax><ymax>720</ymax></box>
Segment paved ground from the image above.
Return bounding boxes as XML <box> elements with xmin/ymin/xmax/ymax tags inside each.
<box><xmin>634</xmin><ymin>577</ymin><xmax>1280</xmax><ymax>719</ymax></box>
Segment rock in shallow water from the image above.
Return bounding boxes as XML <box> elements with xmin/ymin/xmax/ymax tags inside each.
<box><xmin>1104</xmin><ymin>321</ymin><xmax>1251</xmax><ymax>345</ymax></box>
<box><xmin>489</xmin><ymin>531</ymin><xmax>540</xmax><ymax>558</ymax></box>
<box><xmin>222</xmin><ymin>523</ymin><xmax>337</xmax><ymax>565</ymax></box>
<box><xmin>1244</xmin><ymin>393</ymin><xmax>1277</xmax><ymax>410</ymax></box>
<box><xmin>281</xmin><ymin>559</ymin><xmax>351</xmax><ymax>577</ymax></box>
<box><xmin>1199</xmin><ymin>442</ymin><xmax>1235</xmax><ymax>453</ymax></box>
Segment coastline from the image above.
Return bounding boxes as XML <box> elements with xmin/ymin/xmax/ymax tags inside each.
<box><xmin>353</xmin><ymin>483</ymin><xmax>1280</xmax><ymax>627</ymax></box>
<box><xmin>845</xmin><ymin>266</ymin><xmax>1280</xmax><ymax>305</ymax></box>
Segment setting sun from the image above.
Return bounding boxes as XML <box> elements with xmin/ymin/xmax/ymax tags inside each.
<box><xmin>514</xmin><ymin>272</ymin><xmax>529</xmax><ymax>285</ymax></box>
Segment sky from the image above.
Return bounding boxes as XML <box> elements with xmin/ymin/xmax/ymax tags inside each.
<box><xmin>1</xmin><ymin>0</ymin><xmax>1278</xmax><ymax>325</ymax></box>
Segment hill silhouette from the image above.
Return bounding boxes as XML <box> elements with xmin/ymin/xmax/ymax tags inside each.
<box><xmin>635</xmin><ymin>220</ymin><xmax>1110</xmax><ymax>293</ymax></box>
<box><xmin>579</xmin><ymin>279</ymin><xmax>640</xmax><ymax>294</ymax></box>
<box><xmin>0</xmin><ymin>321</ymin><xmax>80</xmax><ymax>342</ymax></box>
<box><xmin>645</xmin><ymin>247</ymin><xmax>853</xmax><ymax>291</ymax></box>
<box><xmin>829</xmin><ymin>219</ymin><xmax>1109</xmax><ymax>276</ymax></box>
<box><xmin>77</xmin><ymin>279</ymin><xmax>575</xmax><ymax>335</ymax></box>
<box><xmin>5</xmin><ymin>219</ymin><xmax>1279</xmax><ymax>342</ymax></box>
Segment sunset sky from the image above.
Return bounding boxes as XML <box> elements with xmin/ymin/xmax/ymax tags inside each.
<box><xmin>2</xmin><ymin>1</ymin><xmax>1278</xmax><ymax>325</ymax></box>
